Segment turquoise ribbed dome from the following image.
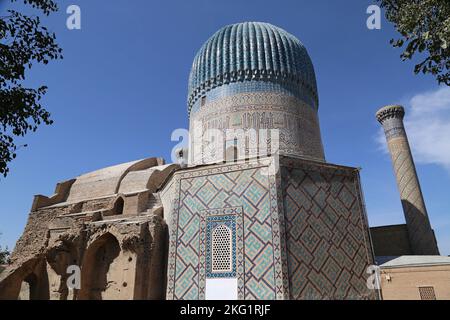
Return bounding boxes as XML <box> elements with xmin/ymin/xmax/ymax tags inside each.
<box><xmin>188</xmin><ymin>22</ymin><xmax>318</xmax><ymax>114</ymax></box>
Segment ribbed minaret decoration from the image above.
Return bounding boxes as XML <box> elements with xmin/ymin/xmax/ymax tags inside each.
<box><xmin>376</xmin><ymin>105</ymin><xmax>439</xmax><ymax>255</ymax></box>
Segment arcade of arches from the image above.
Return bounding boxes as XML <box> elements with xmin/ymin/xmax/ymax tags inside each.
<box><xmin>0</xmin><ymin>223</ymin><xmax>168</xmax><ymax>300</ymax></box>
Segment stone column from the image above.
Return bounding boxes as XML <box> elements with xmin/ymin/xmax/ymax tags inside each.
<box><xmin>376</xmin><ymin>105</ymin><xmax>439</xmax><ymax>255</ymax></box>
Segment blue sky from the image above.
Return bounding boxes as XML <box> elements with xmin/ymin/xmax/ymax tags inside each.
<box><xmin>1</xmin><ymin>0</ymin><xmax>449</xmax><ymax>256</ymax></box>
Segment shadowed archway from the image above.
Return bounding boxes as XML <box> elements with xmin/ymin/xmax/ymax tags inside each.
<box><xmin>78</xmin><ymin>233</ymin><xmax>121</xmax><ymax>300</ymax></box>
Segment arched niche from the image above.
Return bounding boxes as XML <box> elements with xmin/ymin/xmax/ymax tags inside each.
<box><xmin>113</xmin><ymin>197</ymin><xmax>124</xmax><ymax>215</ymax></box>
<box><xmin>78</xmin><ymin>233</ymin><xmax>121</xmax><ymax>300</ymax></box>
<box><xmin>46</xmin><ymin>241</ymin><xmax>79</xmax><ymax>300</ymax></box>
<box><xmin>18</xmin><ymin>260</ymin><xmax>50</xmax><ymax>300</ymax></box>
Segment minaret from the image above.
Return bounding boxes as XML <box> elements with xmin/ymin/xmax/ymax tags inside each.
<box><xmin>376</xmin><ymin>105</ymin><xmax>439</xmax><ymax>255</ymax></box>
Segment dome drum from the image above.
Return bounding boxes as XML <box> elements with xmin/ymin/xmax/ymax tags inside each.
<box><xmin>187</xmin><ymin>22</ymin><xmax>325</xmax><ymax>164</ymax></box>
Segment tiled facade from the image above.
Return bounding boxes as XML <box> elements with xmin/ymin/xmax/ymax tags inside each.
<box><xmin>165</xmin><ymin>156</ymin><xmax>377</xmax><ymax>300</ymax></box>
<box><xmin>280</xmin><ymin>157</ymin><xmax>377</xmax><ymax>299</ymax></box>
<box><xmin>190</xmin><ymin>80</ymin><xmax>317</xmax><ymax>114</ymax></box>
<box><xmin>166</xmin><ymin>158</ymin><xmax>285</xmax><ymax>300</ymax></box>
<box><xmin>189</xmin><ymin>91</ymin><xmax>325</xmax><ymax>164</ymax></box>
<box><xmin>187</xmin><ymin>22</ymin><xmax>325</xmax><ymax>165</ymax></box>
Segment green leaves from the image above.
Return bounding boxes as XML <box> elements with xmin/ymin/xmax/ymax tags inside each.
<box><xmin>0</xmin><ymin>0</ymin><xmax>61</xmax><ymax>177</ymax></box>
<box><xmin>378</xmin><ymin>0</ymin><xmax>450</xmax><ymax>85</ymax></box>
<box><xmin>11</xmin><ymin>0</ymin><xmax>58</xmax><ymax>16</ymax></box>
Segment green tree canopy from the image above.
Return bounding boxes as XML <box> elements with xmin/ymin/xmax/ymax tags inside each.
<box><xmin>0</xmin><ymin>0</ymin><xmax>62</xmax><ymax>177</ymax></box>
<box><xmin>0</xmin><ymin>233</ymin><xmax>10</xmax><ymax>264</ymax></box>
<box><xmin>378</xmin><ymin>0</ymin><xmax>450</xmax><ymax>85</ymax></box>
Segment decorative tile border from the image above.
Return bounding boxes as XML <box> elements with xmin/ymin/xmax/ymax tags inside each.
<box><xmin>189</xmin><ymin>92</ymin><xmax>326</xmax><ymax>164</ymax></box>
<box><xmin>166</xmin><ymin>157</ymin><xmax>285</xmax><ymax>300</ymax></box>
<box><xmin>198</xmin><ymin>207</ymin><xmax>245</xmax><ymax>300</ymax></box>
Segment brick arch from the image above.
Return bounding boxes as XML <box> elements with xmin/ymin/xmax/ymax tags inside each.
<box><xmin>78</xmin><ymin>233</ymin><xmax>121</xmax><ymax>300</ymax></box>
<box><xmin>16</xmin><ymin>259</ymin><xmax>50</xmax><ymax>300</ymax></box>
<box><xmin>86</xmin><ymin>228</ymin><xmax>123</xmax><ymax>249</ymax></box>
<box><xmin>46</xmin><ymin>241</ymin><xmax>79</xmax><ymax>300</ymax></box>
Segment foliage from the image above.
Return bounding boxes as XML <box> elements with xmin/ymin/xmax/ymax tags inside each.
<box><xmin>0</xmin><ymin>233</ymin><xmax>10</xmax><ymax>264</ymax></box>
<box><xmin>378</xmin><ymin>0</ymin><xmax>450</xmax><ymax>85</ymax></box>
<box><xmin>0</xmin><ymin>0</ymin><xmax>62</xmax><ymax>177</ymax></box>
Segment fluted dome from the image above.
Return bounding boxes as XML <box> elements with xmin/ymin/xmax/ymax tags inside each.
<box><xmin>188</xmin><ymin>22</ymin><xmax>318</xmax><ymax>114</ymax></box>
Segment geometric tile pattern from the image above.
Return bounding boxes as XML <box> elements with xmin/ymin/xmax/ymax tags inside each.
<box><xmin>166</xmin><ymin>156</ymin><xmax>377</xmax><ymax>300</ymax></box>
<box><xmin>377</xmin><ymin>106</ymin><xmax>439</xmax><ymax>255</ymax></box>
<box><xmin>280</xmin><ymin>157</ymin><xmax>377</xmax><ymax>300</ymax></box>
<box><xmin>166</xmin><ymin>159</ymin><xmax>284</xmax><ymax>300</ymax></box>
<box><xmin>385</xmin><ymin>137</ymin><xmax>439</xmax><ymax>255</ymax></box>
<box><xmin>199</xmin><ymin>207</ymin><xmax>243</xmax><ymax>299</ymax></box>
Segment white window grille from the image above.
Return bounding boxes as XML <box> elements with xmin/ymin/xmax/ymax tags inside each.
<box><xmin>211</xmin><ymin>225</ymin><xmax>232</xmax><ymax>273</ymax></box>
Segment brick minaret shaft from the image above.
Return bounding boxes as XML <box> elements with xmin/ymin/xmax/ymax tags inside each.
<box><xmin>376</xmin><ymin>105</ymin><xmax>439</xmax><ymax>255</ymax></box>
